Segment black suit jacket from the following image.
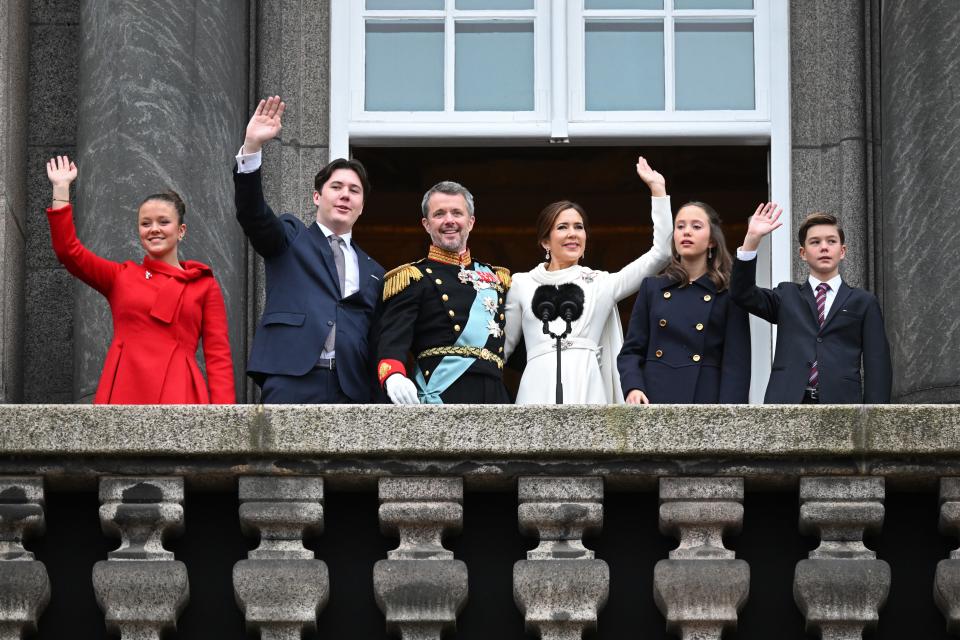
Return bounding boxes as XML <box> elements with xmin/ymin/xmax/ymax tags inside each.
<box><xmin>730</xmin><ymin>257</ymin><xmax>891</xmax><ymax>404</ymax></box>
<box><xmin>234</xmin><ymin>167</ymin><xmax>384</xmax><ymax>401</ymax></box>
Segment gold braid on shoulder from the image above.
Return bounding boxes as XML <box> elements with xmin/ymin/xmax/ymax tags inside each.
<box><xmin>492</xmin><ymin>265</ymin><xmax>512</xmax><ymax>289</ymax></box>
<box><xmin>383</xmin><ymin>263</ymin><xmax>423</xmax><ymax>301</ymax></box>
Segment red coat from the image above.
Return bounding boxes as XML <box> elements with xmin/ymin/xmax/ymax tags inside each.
<box><xmin>46</xmin><ymin>205</ymin><xmax>236</xmax><ymax>404</ymax></box>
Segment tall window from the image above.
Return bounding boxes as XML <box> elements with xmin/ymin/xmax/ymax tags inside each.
<box><xmin>334</xmin><ymin>0</ymin><xmax>773</xmax><ymax>140</ymax></box>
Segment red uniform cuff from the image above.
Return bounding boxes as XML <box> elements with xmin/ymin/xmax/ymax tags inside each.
<box><xmin>378</xmin><ymin>359</ymin><xmax>407</xmax><ymax>387</ymax></box>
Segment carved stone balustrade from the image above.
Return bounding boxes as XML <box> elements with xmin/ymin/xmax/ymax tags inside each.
<box><xmin>935</xmin><ymin>478</ymin><xmax>960</xmax><ymax>635</ymax></box>
<box><xmin>373</xmin><ymin>477</ymin><xmax>467</xmax><ymax>640</ymax></box>
<box><xmin>513</xmin><ymin>477</ymin><xmax>609</xmax><ymax>640</ymax></box>
<box><xmin>654</xmin><ymin>477</ymin><xmax>749</xmax><ymax>640</ymax></box>
<box><xmin>92</xmin><ymin>477</ymin><xmax>188</xmax><ymax>640</ymax></box>
<box><xmin>793</xmin><ymin>477</ymin><xmax>890</xmax><ymax>640</ymax></box>
<box><xmin>0</xmin><ymin>477</ymin><xmax>49</xmax><ymax>640</ymax></box>
<box><xmin>233</xmin><ymin>476</ymin><xmax>328</xmax><ymax>640</ymax></box>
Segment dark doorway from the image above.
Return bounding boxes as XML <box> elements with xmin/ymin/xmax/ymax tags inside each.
<box><xmin>352</xmin><ymin>145</ymin><xmax>769</xmax><ymax>394</ymax></box>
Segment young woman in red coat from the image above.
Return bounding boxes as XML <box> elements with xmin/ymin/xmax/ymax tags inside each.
<box><xmin>45</xmin><ymin>155</ymin><xmax>236</xmax><ymax>404</ymax></box>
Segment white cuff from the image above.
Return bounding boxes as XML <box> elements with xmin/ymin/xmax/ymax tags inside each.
<box><xmin>736</xmin><ymin>248</ymin><xmax>758</xmax><ymax>261</ymax></box>
<box><xmin>236</xmin><ymin>146</ymin><xmax>262</xmax><ymax>174</ymax></box>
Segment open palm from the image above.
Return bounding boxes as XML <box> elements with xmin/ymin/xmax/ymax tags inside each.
<box><xmin>746</xmin><ymin>202</ymin><xmax>783</xmax><ymax>238</ymax></box>
<box><xmin>46</xmin><ymin>155</ymin><xmax>77</xmax><ymax>186</ymax></box>
<box><xmin>245</xmin><ymin>96</ymin><xmax>286</xmax><ymax>145</ymax></box>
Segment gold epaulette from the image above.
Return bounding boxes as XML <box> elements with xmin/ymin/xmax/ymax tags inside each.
<box><xmin>493</xmin><ymin>265</ymin><xmax>512</xmax><ymax>289</ymax></box>
<box><xmin>383</xmin><ymin>263</ymin><xmax>423</xmax><ymax>301</ymax></box>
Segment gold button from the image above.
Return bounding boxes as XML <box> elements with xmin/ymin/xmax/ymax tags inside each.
<box><xmin>499</xmin><ymin>297</ymin><xmax>504</xmax><ymax>303</ymax></box>
<box><xmin>448</xmin><ymin>310</ymin><xmax>455</xmax><ymax>317</ymax></box>
<box><xmin>663</xmin><ymin>291</ymin><xmax>671</xmax><ymax>299</ymax></box>
<box><xmin>696</xmin><ymin>323</ymin><xmax>704</xmax><ymax>331</ymax></box>
<box><xmin>442</xmin><ymin>294</ymin><xmax>449</xmax><ymax>301</ymax></box>
<box><xmin>692</xmin><ymin>354</ymin><xmax>701</xmax><ymax>362</ymax></box>
<box><xmin>498</xmin><ymin>346</ymin><xmax>503</xmax><ymax>353</ymax></box>
<box><xmin>425</xmin><ymin>268</ymin><xmax>433</xmax><ymax>274</ymax></box>
<box><xmin>655</xmin><ymin>349</ymin><xmax>663</xmax><ymax>358</ymax></box>
<box><xmin>435</xmin><ymin>279</ymin><xmax>442</xmax><ymax>285</ymax></box>
<box><xmin>703</xmin><ymin>294</ymin><xmax>712</xmax><ymax>302</ymax></box>
<box><xmin>454</xmin><ymin>324</ymin><xmax>461</xmax><ymax>332</ymax></box>
<box><xmin>425</xmin><ymin>370</ymin><xmax>430</xmax><ymax>377</ymax></box>
<box><xmin>500</xmin><ymin>313</ymin><xmax>505</xmax><ymax>320</ymax></box>
<box><xmin>659</xmin><ymin>319</ymin><xmax>667</xmax><ymax>327</ymax></box>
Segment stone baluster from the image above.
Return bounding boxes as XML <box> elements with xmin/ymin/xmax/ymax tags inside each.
<box><xmin>513</xmin><ymin>477</ymin><xmax>609</xmax><ymax>640</ymax></box>
<box><xmin>373</xmin><ymin>477</ymin><xmax>468</xmax><ymax>640</ymax></box>
<box><xmin>653</xmin><ymin>477</ymin><xmax>749</xmax><ymax>640</ymax></box>
<box><xmin>793</xmin><ymin>477</ymin><xmax>890</xmax><ymax>640</ymax></box>
<box><xmin>935</xmin><ymin>478</ymin><xmax>960</xmax><ymax>634</ymax></box>
<box><xmin>0</xmin><ymin>478</ymin><xmax>50</xmax><ymax>640</ymax></box>
<box><xmin>233</xmin><ymin>477</ymin><xmax>328</xmax><ymax>640</ymax></box>
<box><xmin>92</xmin><ymin>477</ymin><xmax>189</xmax><ymax>640</ymax></box>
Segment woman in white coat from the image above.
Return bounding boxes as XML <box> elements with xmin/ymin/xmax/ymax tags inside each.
<box><xmin>504</xmin><ymin>157</ymin><xmax>673</xmax><ymax>404</ymax></box>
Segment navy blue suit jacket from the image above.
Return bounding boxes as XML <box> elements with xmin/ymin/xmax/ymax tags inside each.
<box><xmin>234</xmin><ymin>167</ymin><xmax>385</xmax><ymax>402</ymax></box>
<box><xmin>618</xmin><ymin>274</ymin><xmax>751</xmax><ymax>403</ymax></box>
<box><xmin>730</xmin><ymin>257</ymin><xmax>891</xmax><ymax>404</ymax></box>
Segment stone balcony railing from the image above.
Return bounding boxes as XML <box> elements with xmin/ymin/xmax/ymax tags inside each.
<box><xmin>1</xmin><ymin>404</ymin><xmax>960</xmax><ymax>639</ymax></box>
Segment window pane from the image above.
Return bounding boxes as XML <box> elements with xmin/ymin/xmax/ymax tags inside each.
<box><xmin>674</xmin><ymin>0</ymin><xmax>753</xmax><ymax>9</ymax></box>
<box><xmin>366</xmin><ymin>0</ymin><xmax>444</xmax><ymax>9</ymax></box>
<box><xmin>585</xmin><ymin>0</ymin><xmax>663</xmax><ymax>8</ymax></box>
<box><xmin>456</xmin><ymin>0</ymin><xmax>534</xmax><ymax>9</ymax></box>
<box><xmin>585</xmin><ymin>21</ymin><xmax>664</xmax><ymax>110</ymax></box>
<box><xmin>675</xmin><ymin>20</ymin><xmax>754</xmax><ymax>110</ymax></box>
<box><xmin>365</xmin><ymin>21</ymin><xmax>444</xmax><ymax>111</ymax></box>
<box><xmin>455</xmin><ymin>21</ymin><xmax>534</xmax><ymax>111</ymax></box>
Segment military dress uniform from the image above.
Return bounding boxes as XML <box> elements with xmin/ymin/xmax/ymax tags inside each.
<box><xmin>377</xmin><ymin>245</ymin><xmax>511</xmax><ymax>404</ymax></box>
<box><xmin>617</xmin><ymin>274</ymin><xmax>751</xmax><ymax>403</ymax></box>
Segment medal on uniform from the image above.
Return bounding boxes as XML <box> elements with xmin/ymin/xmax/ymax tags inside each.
<box><xmin>458</xmin><ymin>267</ymin><xmax>501</xmax><ymax>292</ymax></box>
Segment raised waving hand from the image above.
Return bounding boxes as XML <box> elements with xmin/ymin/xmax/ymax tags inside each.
<box><xmin>742</xmin><ymin>202</ymin><xmax>783</xmax><ymax>251</ymax></box>
<box><xmin>46</xmin><ymin>155</ymin><xmax>77</xmax><ymax>208</ymax></box>
<box><xmin>635</xmin><ymin>156</ymin><xmax>667</xmax><ymax>198</ymax></box>
<box><xmin>243</xmin><ymin>96</ymin><xmax>286</xmax><ymax>154</ymax></box>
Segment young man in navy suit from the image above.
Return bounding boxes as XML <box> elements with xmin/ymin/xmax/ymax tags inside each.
<box><xmin>233</xmin><ymin>96</ymin><xmax>385</xmax><ymax>403</ymax></box>
<box><xmin>730</xmin><ymin>205</ymin><xmax>891</xmax><ymax>404</ymax></box>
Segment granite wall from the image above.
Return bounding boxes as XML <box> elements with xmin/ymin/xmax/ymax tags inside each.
<box><xmin>72</xmin><ymin>1</ymin><xmax>250</xmax><ymax>402</ymax></box>
<box><xmin>24</xmin><ymin>0</ymin><xmax>79</xmax><ymax>403</ymax></box>
<box><xmin>789</xmin><ymin>0</ymin><xmax>882</xmax><ymax>290</ymax></box>
<box><xmin>881</xmin><ymin>2</ymin><xmax>960</xmax><ymax>403</ymax></box>
<box><xmin>0</xmin><ymin>1</ymin><xmax>29</xmax><ymax>402</ymax></box>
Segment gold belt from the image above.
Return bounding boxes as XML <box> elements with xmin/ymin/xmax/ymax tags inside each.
<box><xmin>417</xmin><ymin>346</ymin><xmax>504</xmax><ymax>369</ymax></box>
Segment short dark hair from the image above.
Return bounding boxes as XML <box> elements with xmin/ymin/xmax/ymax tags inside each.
<box><xmin>535</xmin><ymin>200</ymin><xmax>589</xmax><ymax>251</ymax></box>
<box><xmin>798</xmin><ymin>212</ymin><xmax>844</xmax><ymax>245</ymax></box>
<box><xmin>314</xmin><ymin>158</ymin><xmax>371</xmax><ymax>199</ymax></box>
<box><xmin>140</xmin><ymin>190</ymin><xmax>186</xmax><ymax>224</ymax></box>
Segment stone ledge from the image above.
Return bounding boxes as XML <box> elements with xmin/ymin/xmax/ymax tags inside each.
<box><xmin>0</xmin><ymin>405</ymin><xmax>958</xmax><ymax>489</ymax></box>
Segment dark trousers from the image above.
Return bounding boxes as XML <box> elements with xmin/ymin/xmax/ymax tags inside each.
<box><xmin>260</xmin><ymin>367</ymin><xmax>352</xmax><ymax>404</ymax></box>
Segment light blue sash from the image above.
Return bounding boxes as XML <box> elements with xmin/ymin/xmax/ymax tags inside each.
<box><xmin>415</xmin><ymin>265</ymin><xmax>499</xmax><ymax>404</ymax></box>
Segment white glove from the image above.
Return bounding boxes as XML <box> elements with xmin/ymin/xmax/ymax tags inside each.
<box><xmin>385</xmin><ymin>374</ymin><xmax>420</xmax><ymax>405</ymax></box>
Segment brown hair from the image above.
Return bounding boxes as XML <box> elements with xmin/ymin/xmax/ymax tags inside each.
<box><xmin>536</xmin><ymin>201</ymin><xmax>589</xmax><ymax>254</ymax></box>
<box><xmin>660</xmin><ymin>201</ymin><xmax>732</xmax><ymax>291</ymax></box>
<box><xmin>798</xmin><ymin>212</ymin><xmax>844</xmax><ymax>245</ymax></box>
<box><xmin>140</xmin><ymin>190</ymin><xmax>186</xmax><ymax>224</ymax></box>
<box><xmin>314</xmin><ymin>158</ymin><xmax>371</xmax><ymax>199</ymax></box>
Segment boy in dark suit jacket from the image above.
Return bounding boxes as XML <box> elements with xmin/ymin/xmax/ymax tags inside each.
<box><xmin>234</xmin><ymin>96</ymin><xmax>384</xmax><ymax>403</ymax></box>
<box><xmin>730</xmin><ymin>205</ymin><xmax>891</xmax><ymax>404</ymax></box>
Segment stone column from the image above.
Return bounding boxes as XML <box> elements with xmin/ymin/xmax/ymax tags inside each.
<box><xmin>233</xmin><ymin>477</ymin><xmax>328</xmax><ymax>640</ymax></box>
<box><xmin>513</xmin><ymin>477</ymin><xmax>609</xmax><ymax>640</ymax></box>
<box><xmin>92</xmin><ymin>477</ymin><xmax>189</xmax><ymax>640</ymax></box>
<box><xmin>74</xmin><ymin>1</ymin><xmax>249</xmax><ymax>401</ymax></box>
<box><xmin>653</xmin><ymin>478</ymin><xmax>749</xmax><ymax>640</ymax></box>
<box><xmin>0</xmin><ymin>478</ymin><xmax>49</xmax><ymax>640</ymax></box>
<box><xmin>880</xmin><ymin>3</ymin><xmax>960</xmax><ymax>402</ymax></box>
<box><xmin>935</xmin><ymin>478</ymin><xmax>960</xmax><ymax>634</ymax></box>
<box><xmin>373</xmin><ymin>477</ymin><xmax>468</xmax><ymax>640</ymax></box>
<box><xmin>0</xmin><ymin>0</ymin><xmax>28</xmax><ymax>402</ymax></box>
<box><xmin>793</xmin><ymin>477</ymin><xmax>890</xmax><ymax>640</ymax></box>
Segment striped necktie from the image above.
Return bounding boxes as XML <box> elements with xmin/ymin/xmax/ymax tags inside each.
<box><xmin>807</xmin><ymin>282</ymin><xmax>830</xmax><ymax>389</ymax></box>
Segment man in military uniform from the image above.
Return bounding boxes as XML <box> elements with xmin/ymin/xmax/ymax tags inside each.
<box><xmin>377</xmin><ymin>181</ymin><xmax>510</xmax><ymax>404</ymax></box>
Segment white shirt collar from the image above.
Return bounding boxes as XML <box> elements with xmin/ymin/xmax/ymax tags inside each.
<box><xmin>316</xmin><ymin>221</ymin><xmax>353</xmax><ymax>247</ymax></box>
<box><xmin>808</xmin><ymin>273</ymin><xmax>842</xmax><ymax>293</ymax></box>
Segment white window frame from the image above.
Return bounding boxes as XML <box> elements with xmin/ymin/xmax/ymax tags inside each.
<box><xmin>329</xmin><ymin>0</ymin><xmax>792</xmax><ymax>403</ymax></box>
